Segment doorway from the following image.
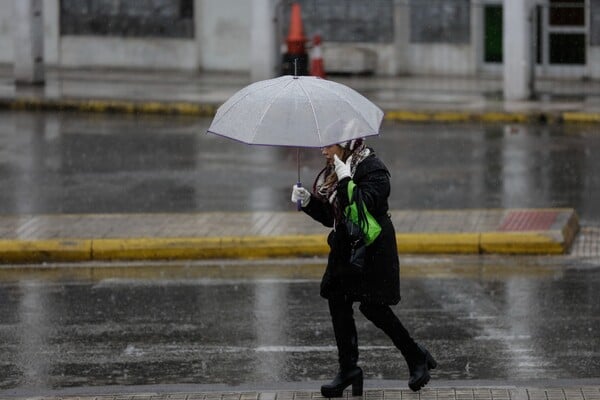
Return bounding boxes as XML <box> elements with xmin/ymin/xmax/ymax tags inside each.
<box><xmin>484</xmin><ymin>3</ymin><xmax>503</xmax><ymax>64</ymax></box>
<box><xmin>482</xmin><ymin>1</ymin><xmax>587</xmax><ymax>75</ymax></box>
<box><xmin>536</xmin><ymin>0</ymin><xmax>587</xmax><ymax>75</ymax></box>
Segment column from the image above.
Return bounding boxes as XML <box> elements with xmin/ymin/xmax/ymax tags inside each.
<box><xmin>393</xmin><ymin>0</ymin><xmax>410</xmax><ymax>75</ymax></box>
<box><xmin>13</xmin><ymin>0</ymin><xmax>45</xmax><ymax>85</ymax></box>
<box><xmin>503</xmin><ymin>0</ymin><xmax>533</xmax><ymax>100</ymax></box>
<box><xmin>251</xmin><ymin>0</ymin><xmax>278</xmax><ymax>81</ymax></box>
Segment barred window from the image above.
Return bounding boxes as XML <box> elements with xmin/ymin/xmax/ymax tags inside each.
<box><xmin>60</xmin><ymin>0</ymin><xmax>194</xmax><ymax>38</ymax></box>
<box><xmin>284</xmin><ymin>0</ymin><xmax>394</xmax><ymax>43</ymax></box>
<box><xmin>409</xmin><ymin>0</ymin><xmax>470</xmax><ymax>44</ymax></box>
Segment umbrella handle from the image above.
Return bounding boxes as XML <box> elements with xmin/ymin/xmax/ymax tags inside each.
<box><xmin>296</xmin><ymin>181</ymin><xmax>303</xmax><ymax>211</ymax></box>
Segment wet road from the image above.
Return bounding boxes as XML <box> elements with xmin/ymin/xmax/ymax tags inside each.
<box><xmin>0</xmin><ymin>111</ymin><xmax>599</xmax><ymax>224</ymax></box>
<box><xmin>0</xmin><ymin>257</ymin><xmax>599</xmax><ymax>390</ymax></box>
<box><xmin>1</xmin><ymin>111</ymin><xmax>599</xmax><ymax>392</ymax></box>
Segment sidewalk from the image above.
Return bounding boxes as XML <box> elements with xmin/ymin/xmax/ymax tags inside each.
<box><xmin>3</xmin><ymin>384</ymin><xmax>600</xmax><ymax>400</ymax></box>
<box><xmin>0</xmin><ymin>209</ymin><xmax>579</xmax><ymax>263</ymax></box>
<box><xmin>1</xmin><ymin>65</ymin><xmax>600</xmax><ymax>123</ymax></box>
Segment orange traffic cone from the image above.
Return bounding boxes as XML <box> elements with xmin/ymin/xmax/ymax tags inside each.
<box><xmin>286</xmin><ymin>3</ymin><xmax>307</xmax><ymax>55</ymax></box>
<box><xmin>310</xmin><ymin>34</ymin><xmax>325</xmax><ymax>78</ymax></box>
<box><xmin>282</xmin><ymin>2</ymin><xmax>308</xmax><ymax>75</ymax></box>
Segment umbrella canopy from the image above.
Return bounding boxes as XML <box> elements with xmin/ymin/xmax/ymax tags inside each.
<box><xmin>207</xmin><ymin>75</ymin><xmax>384</xmax><ymax>148</ymax></box>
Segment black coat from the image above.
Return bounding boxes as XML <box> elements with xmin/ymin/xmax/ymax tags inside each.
<box><xmin>303</xmin><ymin>152</ymin><xmax>400</xmax><ymax>305</ymax></box>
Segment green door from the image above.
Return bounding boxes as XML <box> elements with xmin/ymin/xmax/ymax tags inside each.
<box><xmin>484</xmin><ymin>5</ymin><xmax>503</xmax><ymax>63</ymax></box>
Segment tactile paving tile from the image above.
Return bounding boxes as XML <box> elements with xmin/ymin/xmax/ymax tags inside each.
<box><xmin>498</xmin><ymin>210</ymin><xmax>559</xmax><ymax>231</ymax></box>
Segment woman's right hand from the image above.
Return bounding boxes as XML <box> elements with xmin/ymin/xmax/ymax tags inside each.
<box><xmin>291</xmin><ymin>184</ymin><xmax>311</xmax><ymax>207</ymax></box>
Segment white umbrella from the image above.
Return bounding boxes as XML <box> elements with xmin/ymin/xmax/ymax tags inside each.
<box><xmin>207</xmin><ymin>75</ymin><xmax>384</xmax><ymax>209</ymax></box>
<box><xmin>207</xmin><ymin>75</ymin><xmax>384</xmax><ymax>148</ymax></box>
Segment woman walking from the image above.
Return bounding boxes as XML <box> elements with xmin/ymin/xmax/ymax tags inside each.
<box><xmin>291</xmin><ymin>138</ymin><xmax>436</xmax><ymax>396</ymax></box>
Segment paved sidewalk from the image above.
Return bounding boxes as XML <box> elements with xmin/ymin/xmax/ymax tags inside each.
<box><xmin>0</xmin><ymin>65</ymin><xmax>600</xmax><ymax>123</ymax></box>
<box><xmin>4</xmin><ymin>385</ymin><xmax>600</xmax><ymax>400</ymax></box>
<box><xmin>0</xmin><ymin>208</ymin><xmax>579</xmax><ymax>263</ymax></box>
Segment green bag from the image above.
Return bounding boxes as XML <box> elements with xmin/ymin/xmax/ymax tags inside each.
<box><xmin>345</xmin><ymin>180</ymin><xmax>381</xmax><ymax>246</ymax></box>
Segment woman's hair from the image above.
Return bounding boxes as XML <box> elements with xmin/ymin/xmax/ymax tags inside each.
<box><xmin>313</xmin><ymin>141</ymin><xmax>363</xmax><ymax>200</ymax></box>
<box><xmin>313</xmin><ymin>145</ymin><xmax>351</xmax><ymax>196</ymax></box>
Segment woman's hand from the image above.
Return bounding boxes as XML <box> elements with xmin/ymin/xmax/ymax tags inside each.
<box><xmin>291</xmin><ymin>184</ymin><xmax>311</xmax><ymax>207</ymax></box>
<box><xmin>333</xmin><ymin>154</ymin><xmax>352</xmax><ymax>180</ymax></box>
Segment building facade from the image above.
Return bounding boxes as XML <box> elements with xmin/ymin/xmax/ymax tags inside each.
<box><xmin>1</xmin><ymin>0</ymin><xmax>599</xmax><ymax>81</ymax></box>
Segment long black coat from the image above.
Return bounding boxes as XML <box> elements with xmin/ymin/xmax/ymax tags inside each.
<box><xmin>303</xmin><ymin>152</ymin><xmax>400</xmax><ymax>305</ymax></box>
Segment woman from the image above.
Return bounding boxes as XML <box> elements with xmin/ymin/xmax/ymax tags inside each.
<box><xmin>291</xmin><ymin>138</ymin><xmax>436</xmax><ymax>396</ymax></box>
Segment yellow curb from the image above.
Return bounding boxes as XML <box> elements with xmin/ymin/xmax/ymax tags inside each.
<box><xmin>384</xmin><ymin>111</ymin><xmax>431</xmax><ymax>122</ymax></box>
<box><xmin>2</xmin><ymin>98</ymin><xmax>217</xmax><ymax>116</ymax></box>
<box><xmin>396</xmin><ymin>233</ymin><xmax>480</xmax><ymax>254</ymax></box>
<box><xmin>478</xmin><ymin>112</ymin><xmax>531</xmax><ymax>123</ymax></box>
<box><xmin>0</xmin><ymin>207</ymin><xmax>579</xmax><ymax>264</ymax></box>
<box><xmin>431</xmin><ymin>112</ymin><xmax>471</xmax><ymax>122</ymax></box>
<box><xmin>384</xmin><ymin>110</ymin><xmax>535</xmax><ymax>123</ymax></box>
<box><xmin>0</xmin><ymin>231</ymin><xmax>574</xmax><ymax>264</ymax></box>
<box><xmin>92</xmin><ymin>237</ymin><xmax>223</xmax><ymax>260</ymax></box>
<box><xmin>562</xmin><ymin>112</ymin><xmax>600</xmax><ymax>123</ymax></box>
<box><xmin>479</xmin><ymin>231</ymin><xmax>566</xmax><ymax>254</ymax></box>
<box><xmin>0</xmin><ymin>239</ymin><xmax>92</xmax><ymax>263</ymax></box>
<box><xmin>4</xmin><ymin>98</ymin><xmax>600</xmax><ymax>124</ymax></box>
<box><xmin>91</xmin><ymin>235</ymin><xmax>329</xmax><ymax>261</ymax></box>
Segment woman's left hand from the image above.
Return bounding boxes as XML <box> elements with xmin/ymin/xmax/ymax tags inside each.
<box><xmin>333</xmin><ymin>154</ymin><xmax>352</xmax><ymax>180</ymax></box>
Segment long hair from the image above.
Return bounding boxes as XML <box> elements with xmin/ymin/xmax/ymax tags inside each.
<box><xmin>312</xmin><ymin>140</ymin><xmax>368</xmax><ymax>222</ymax></box>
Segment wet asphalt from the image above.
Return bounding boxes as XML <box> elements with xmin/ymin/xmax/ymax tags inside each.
<box><xmin>0</xmin><ymin>257</ymin><xmax>599</xmax><ymax>390</ymax></box>
<box><xmin>1</xmin><ymin>111</ymin><xmax>599</xmax><ymax>392</ymax></box>
<box><xmin>0</xmin><ymin>111</ymin><xmax>599</xmax><ymax>223</ymax></box>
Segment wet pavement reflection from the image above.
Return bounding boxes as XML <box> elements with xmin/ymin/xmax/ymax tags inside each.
<box><xmin>0</xmin><ymin>261</ymin><xmax>598</xmax><ymax>389</ymax></box>
<box><xmin>0</xmin><ymin>112</ymin><xmax>599</xmax><ymax>223</ymax></box>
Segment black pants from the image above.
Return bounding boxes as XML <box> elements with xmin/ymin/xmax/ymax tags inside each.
<box><xmin>328</xmin><ymin>295</ymin><xmax>419</xmax><ymax>370</ymax></box>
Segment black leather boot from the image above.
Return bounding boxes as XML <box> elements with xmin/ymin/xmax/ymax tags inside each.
<box><xmin>321</xmin><ymin>366</ymin><xmax>363</xmax><ymax>398</ymax></box>
<box><xmin>358</xmin><ymin>304</ymin><xmax>437</xmax><ymax>392</ymax></box>
<box><xmin>323</xmin><ymin>297</ymin><xmax>362</xmax><ymax>397</ymax></box>
<box><xmin>407</xmin><ymin>343</ymin><xmax>437</xmax><ymax>392</ymax></box>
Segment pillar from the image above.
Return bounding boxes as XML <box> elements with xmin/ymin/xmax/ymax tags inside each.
<box><xmin>13</xmin><ymin>0</ymin><xmax>45</xmax><ymax>85</ymax></box>
<box><xmin>393</xmin><ymin>0</ymin><xmax>410</xmax><ymax>75</ymax></box>
<box><xmin>503</xmin><ymin>0</ymin><xmax>533</xmax><ymax>100</ymax></box>
<box><xmin>251</xmin><ymin>0</ymin><xmax>278</xmax><ymax>81</ymax></box>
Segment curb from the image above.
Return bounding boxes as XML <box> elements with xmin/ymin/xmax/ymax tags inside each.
<box><xmin>2</xmin><ymin>97</ymin><xmax>600</xmax><ymax>124</ymax></box>
<box><xmin>384</xmin><ymin>110</ymin><xmax>536</xmax><ymax>123</ymax></box>
<box><xmin>0</xmin><ymin>227</ymin><xmax>579</xmax><ymax>264</ymax></box>
<box><xmin>0</xmin><ymin>97</ymin><xmax>217</xmax><ymax>116</ymax></box>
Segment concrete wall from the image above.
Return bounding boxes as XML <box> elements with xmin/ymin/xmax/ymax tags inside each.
<box><xmin>590</xmin><ymin>47</ymin><xmax>600</xmax><ymax>79</ymax></box>
<box><xmin>0</xmin><ymin>0</ymin><xmax>251</xmax><ymax>72</ymax></box>
<box><xmin>0</xmin><ymin>0</ymin><xmax>597</xmax><ymax>79</ymax></box>
<box><xmin>406</xmin><ymin>44</ymin><xmax>475</xmax><ymax>75</ymax></box>
<box><xmin>0</xmin><ymin>1</ymin><xmax>13</xmax><ymax>63</ymax></box>
<box><xmin>197</xmin><ymin>0</ymin><xmax>251</xmax><ymax>72</ymax></box>
<box><xmin>0</xmin><ymin>0</ymin><xmax>60</xmax><ymax>65</ymax></box>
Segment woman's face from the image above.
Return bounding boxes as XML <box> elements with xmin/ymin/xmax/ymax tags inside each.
<box><xmin>321</xmin><ymin>144</ymin><xmax>345</xmax><ymax>164</ymax></box>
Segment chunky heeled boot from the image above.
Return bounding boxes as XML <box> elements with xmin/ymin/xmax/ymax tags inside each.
<box><xmin>321</xmin><ymin>366</ymin><xmax>363</xmax><ymax>398</ymax></box>
<box><xmin>407</xmin><ymin>343</ymin><xmax>437</xmax><ymax>392</ymax></box>
<box><xmin>324</xmin><ymin>297</ymin><xmax>362</xmax><ymax>397</ymax></box>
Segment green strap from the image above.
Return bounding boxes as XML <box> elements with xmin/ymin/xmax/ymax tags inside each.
<box><xmin>345</xmin><ymin>180</ymin><xmax>381</xmax><ymax>246</ymax></box>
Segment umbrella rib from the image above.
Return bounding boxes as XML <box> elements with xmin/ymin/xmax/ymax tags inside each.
<box><xmin>248</xmin><ymin>79</ymin><xmax>294</xmax><ymax>143</ymax></box>
<box><xmin>312</xmin><ymin>79</ymin><xmax>380</xmax><ymax>135</ymax></box>
<box><xmin>211</xmin><ymin>78</ymin><xmax>284</xmax><ymax>127</ymax></box>
<box><xmin>296</xmin><ymin>79</ymin><xmax>322</xmax><ymax>145</ymax></box>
